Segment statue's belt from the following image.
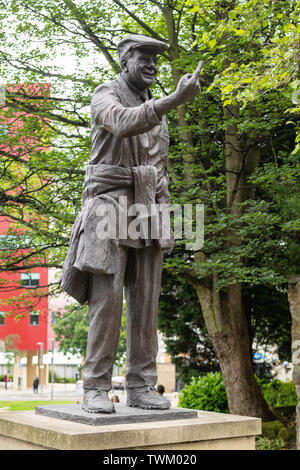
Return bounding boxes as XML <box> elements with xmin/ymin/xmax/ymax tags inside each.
<box><xmin>82</xmin><ymin>163</ymin><xmax>169</xmax><ymax>206</ymax></box>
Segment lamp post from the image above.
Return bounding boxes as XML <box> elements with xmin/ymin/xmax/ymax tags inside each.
<box><xmin>37</xmin><ymin>342</ymin><xmax>43</xmax><ymax>395</ymax></box>
<box><xmin>51</xmin><ymin>339</ymin><xmax>55</xmax><ymax>400</ymax></box>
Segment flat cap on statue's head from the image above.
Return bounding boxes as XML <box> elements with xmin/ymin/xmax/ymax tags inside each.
<box><xmin>117</xmin><ymin>34</ymin><xmax>168</xmax><ymax>62</ymax></box>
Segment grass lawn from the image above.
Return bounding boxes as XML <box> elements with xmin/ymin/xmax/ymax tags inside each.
<box><xmin>0</xmin><ymin>400</ymin><xmax>76</xmax><ymax>411</ymax></box>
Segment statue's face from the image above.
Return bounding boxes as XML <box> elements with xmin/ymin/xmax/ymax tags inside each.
<box><xmin>123</xmin><ymin>48</ymin><xmax>158</xmax><ymax>91</ymax></box>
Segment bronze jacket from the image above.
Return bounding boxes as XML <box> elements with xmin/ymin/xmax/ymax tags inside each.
<box><xmin>60</xmin><ymin>75</ymin><xmax>172</xmax><ymax>305</ymax></box>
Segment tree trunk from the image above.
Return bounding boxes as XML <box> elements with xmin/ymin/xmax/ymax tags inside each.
<box><xmin>288</xmin><ymin>275</ymin><xmax>300</xmax><ymax>450</ymax></box>
<box><xmin>192</xmin><ymin>276</ymin><xmax>275</xmax><ymax>420</ymax></box>
<box><xmin>188</xmin><ymin>106</ymin><xmax>276</xmax><ymax>419</ymax></box>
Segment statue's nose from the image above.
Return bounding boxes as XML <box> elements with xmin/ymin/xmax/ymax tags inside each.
<box><xmin>147</xmin><ymin>57</ymin><xmax>157</xmax><ymax>68</ymax></box>
<box><xmin>147</xmin><ymin>61</ymin><xmax>157</xmax><ymax>72</ymax></box>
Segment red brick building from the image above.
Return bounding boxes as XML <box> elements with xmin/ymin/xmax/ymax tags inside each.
<box><xmin>0</xmin><ymin>218</ymin><xmax>49</xmax><ymax>348</ymax></box>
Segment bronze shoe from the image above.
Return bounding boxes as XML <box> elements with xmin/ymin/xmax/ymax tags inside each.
<box><xmin>126</xmin><ymin>385</ymin><xmax>171</xmax><ymax>410</ymax></box>
<box><xmin>82</xmin><ymin>389</ymin><xmax>115</xmax><ymax>414</ymax></box>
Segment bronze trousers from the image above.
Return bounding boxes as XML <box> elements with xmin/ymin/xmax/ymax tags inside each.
<box><xmin>83</xmin><ymin>245</ymin><xmax>164</xmax><ymax>391</ymax></box>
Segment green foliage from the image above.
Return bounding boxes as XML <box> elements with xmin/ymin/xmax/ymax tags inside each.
<box><xmin>178</xmin><ymin>372</ymin><xmax>296</xmax><ymax>449</ymax></box>
<box><xmin>243</xmin><ymin>286</ymin><xmax>292</xmax><ymax>362</ymax></box>
<box><xmin>158</xmin><ymin>269</ymin><xmax>219</xmax><ymax>384</ymax></box>
<box><xmin>262</xmin><ymin>420</ymin><xmax>287</xmax><ymax>440</ymax></box>
<box><xmin>3</xmin><ymin>334</ymin><xmax>20</xmax><ymax>355</ymax></box>
<box><xmin>0</xmin><ymin>374</ymin><xmax>13</xmax><ymax>381</ymax></box>
<box><xmin>260</xmin><ymin>379</ymin><xmax>297</xmax><ymax>408</ymax></box>
<box><xmin>50</xmin><ymin>372</ymin><xmax>76</xmax><ymax>384</ymax></box>
<box><xmin>159</xmin><ymin>271</ymin><xmax>292</xmax><ymax>382</ymax></box>
<box><xmin>164</xmin><ymin>0</ymin><xmax>300</xmax><ymax>291</ymax></box>
<box><xmin>178</xmin><ymin>372</ymin><xmax>229</xmax><ymax>413</ymax></box>
<box><xmin>52</xmin><ymin>303</ymin><xmax>89</xmax><ymax>358</ymax></box>
<box><xmin>259</xmin><ymin>419</ymin><xmax>296</xmax><ymax>449</ymax></box>
<box><xmin>178</xmin><ymin>373</ymin><xmax>297</xmax><ymax>415</ymax></box>
<box><xmin>255</xmin><ymin>436</ymin><xmax>286</xmax><ymax>451</ymax></box>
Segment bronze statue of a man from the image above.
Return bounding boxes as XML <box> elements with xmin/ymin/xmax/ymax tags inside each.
<box><xmin>61</xmin><ymin>34</ymin><xmax>202</xmax><ymax>413</ymax></box>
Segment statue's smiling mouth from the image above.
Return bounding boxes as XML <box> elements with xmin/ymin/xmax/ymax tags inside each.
<box><xmin>142</xmin><ymin>69</ymin><xmax>156</xmax><ymax>79</ymax></box>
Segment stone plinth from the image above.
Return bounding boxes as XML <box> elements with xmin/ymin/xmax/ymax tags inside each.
<box><xmin>0</xmin><ymin>407</ymin><xmax>261</xmax><ymax>450</ymax></box>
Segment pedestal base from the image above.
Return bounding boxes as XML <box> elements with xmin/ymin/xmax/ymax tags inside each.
<box><xmin>0</xmin><ymin>407</ymin><xmax>261</xmax><ymax>450</ymax></box>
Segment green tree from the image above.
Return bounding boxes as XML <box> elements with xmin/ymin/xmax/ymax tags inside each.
<box><xmin>3</xmin><ymin>334</ymin><xmax>21</xmax><ymax>374</ymax></box>
<box><xmin>52</xmin><ymin>304</ymin><xmax>89</xmax><ymax>358</ymax></box>
<box><xmin>163</xmin><ymin>0</ymin><xmax>299</xmax><ymax>418</ymax></box>
<box><xmin>158</xmin><ymin>270</ymin><xmax>292</xmax><ymax>384</ymax></box>
<box><xmin>158</xmin><ymin>269</ymin><xmax>219</xmax><ymax>385</ymax></box>
<box><xmin>0</xmin><ymin>0</ymin><xmax>299</xmax><ymax>419</ymax></box>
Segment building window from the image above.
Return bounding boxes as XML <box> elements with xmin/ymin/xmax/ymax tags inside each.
<box><xmin>51</xmin><ymin>311</ymin><xmax>62</xmax><ymax>324</ymax></box>
<box><xmin>21</xmin><ymin>272</ymin><xmax>40</xmax><ymax>288</ymax></box>
<box><xmin>0</xmin><ymin>124</ymin><xmax>9</xmax><ymax>137</ymax></box>
<box><xmin>30</xmin><ymin>312</ymin><xmax>39</xmax><ymax>326</ymax></box>
<box><xmin>51</xmin><ymin>311</ymin><xmax>59</xmax><ymax>324</ymax></box>
<box><xmin>0</xmin><ymin>312</ymin><xmax>4</xmax><ymax>326</ymax></box>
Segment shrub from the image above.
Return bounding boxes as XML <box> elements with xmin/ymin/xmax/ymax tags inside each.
<box><xmin>260</xmin><ymin>379</ymin><xmax>297</xmax><ymax>408</ymax></box>
<box><xmin>178</xmin><ymin>372</ymin><xmax>229</xmax><ymax>413</ymax></box>
<box><xmin>262</xmin><ymin>420</ymin><xmax>295</xmax><ymax>446</ymax></box>
<box><xmin>178</xmin><ymin>373</ymin><xmax>297</xmax><ymax>418</ymax></box>
<box><xmin>49</xmin><ymin>371</ymin><xmax>76</xmax><ymax>384</ymax></box>
<box><xmin>255</xmin><ymin>437</ymin><xmax>285</xmax><ymax>450</ymax></box>
<box><xmin>262</xmin><ymin>420</ymin><xmax>287</xmax><ymax>439</ymax></box>
<box><xmin>0</xmin><ymin>374</ymin><xmax>13</xmax><ymax>381</ymax></box>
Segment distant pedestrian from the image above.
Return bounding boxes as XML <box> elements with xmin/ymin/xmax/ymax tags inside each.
<box><xmin>18</xmin><ymin>375</ymin><xmax>22</xmax><ymax>390</ymax></box>
<box><xmin>157</xmin><ymin>384</ymin><xmax>165</xmax><ymax>396</ymax></box>
<box><xmin>4</xmin><ymin>373</ymin><xmax>9</xmax><ymax>390</ymax></box>
<box><xmin>111</xmin><ymin>395</ymin><xmax>120</xmax><ymax>403</ymax></box>
<box><xmin>33</xmin><ymin>375</ymin><xmax>39</xmax><ymax>394</ymax></box>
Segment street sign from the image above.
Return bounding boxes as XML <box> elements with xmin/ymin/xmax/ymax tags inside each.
<box><xmin>253</xmin><ymin>352</ymin><xmax>263</xmax><ymax>361</ymax></box>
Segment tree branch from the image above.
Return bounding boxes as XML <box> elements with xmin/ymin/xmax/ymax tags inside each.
<box><xmin>6</xmin><ymin>96</ymin><xmax>88</xmax><ymax>128</ymax></box>
<box><xmin>63</xmin><ymin>0</ymin><xmax>121</xmax><ymax>74</ymax></box>
<box><xmin>111</xmin><ymin>0</ymin><xmax>167</xmax><ymax>42</ymax></box>
<box><xmin>0</xmin><ymin>211</ymin><xmax>71</xmax><ymax>240</ymax></box>
<box><xmin>0</xmin><ymin>51</ymin><xmax>93</xmax><ymax>86</ymax></box>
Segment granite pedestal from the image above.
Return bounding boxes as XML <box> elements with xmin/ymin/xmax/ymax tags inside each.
<box><xmin>0</xmin><ymin>405</ymin><xmax>261</xmax><ymax>450</ymax></box>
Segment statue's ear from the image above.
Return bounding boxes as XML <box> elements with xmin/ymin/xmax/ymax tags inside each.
<box><xmin>120</xmin><ymin>59</ymin><xmax>128</xmax><ymax>72</ymax></box>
